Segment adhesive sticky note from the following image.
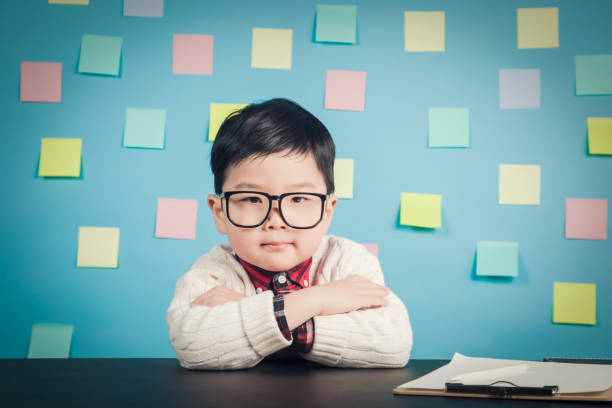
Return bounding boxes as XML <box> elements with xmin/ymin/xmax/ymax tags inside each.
<box><xmin>173</xmin><ymin>34</ymin><xmax>213</xmax><ymax>75</ymax></box>
<box><xmin>124</xmin><ymin>0</ymin><xmax>164</xmax><ymax>17</ymax></box>
<box><xmin>565</xmin><ymin>198</ymin><xmax>608</xmax><ymax>240</ymax></box>
<box><xmin>251</xmin><ymin>28</ymin><xmax>292</xmax><ymax>70</ymax></box>
<box><xmin>362</xmin><ymin>243</ymin><xmax>378</xmax><ymax>257</ymax></box>
<box><xmin>499</xmin><ymin>69</ymin><xmax>540</xmax><ymax>109</ymax></box>
<box><xmin>20</xmin><ymin>61</ymin><xmax>62</xmax><ymax>103</ymax></box>
<box><xmin>499</xmin><ymin>164</ymin><xmax>541</xmax><ymax>205</ymax></box>
<box><xmin>49</xmin><ymin>0</ymin><xmax>89</xmax><ymax>4</ymax></box>
<box><xmin>334</xmin><ymin>158</ymin><xmax>354</xmax><ymax>199</ymax></box>
<box><xmin>123</xmin><ymin>108</ymin><xmax>166</xmax><ymax>149</ymax></box>
<box><xmin>553</xmin><ymin>282</ymin><xmax>596</xmax><ymax>325</ymax></box>
<box><xmin>517</xmin><ymin>7</ymin><xmax>559</xmax><ymax>49</ymax></box>
<box><xmin>400</xmin><ymin>192</ymin><xmax>442</xmax><ymax>229</ymax></box>
<box><xmin>476</xmin><ymin>241</ymin><xmax>519</xmax><ymax>277</ymax></box>
<box><xmin>38</xmin><ymin>138</ymin><xmax>82</xmax><ymax>178</ymax></box>
<box><xmin>155</xmin><ymin>198</ymin><xmax>198</xmax><ymax>240</ymax></box>
<box><xmin>78</xmin><ymin>34</ymin><xmax>122</xmax><ymax>76</ymax></box>
<box><xmin>587</xmin><ymin>117</ymin><xmax>612</xmax><ymax>155</ymax></box>
<box><xmin>575</xmin><ymin>55</ymin><xmax>612</xmax><ymax>95</ymax></box>
<box><xmin>428</xmin><ymin>108</ymin><xmax>470</xmax><ymax>147</ymax></box>
<box><xmin>404</xmin><ymin>11</ymin><xmax>445</xmax><ymax>52</ymax></box>
<box><xmin>324</xmin><ymin>69</ymin><xmax>366</xmax><ymax>111</ymax></box>
<box><xmin>316</xmin><ymin>4</ymin><xmax>357</xmax><ymax>44</ymax></box>
<box><xmin>77</xmin><ymin>227</ymin><xmax>120</xmax><ymax>268</ymax></box>
<box><xmin>208</xmin><ymin>103</ymin><xmax>247</xmax><ymax>141</ymax></box>
<box><xmin>27</xmin><ymin>323</ymin><xmax>74</xmax><ymax>359</ymax></box>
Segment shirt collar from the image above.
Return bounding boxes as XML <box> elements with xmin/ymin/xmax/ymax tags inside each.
<box><xmin>235</xmin><ymin>255</ymin><xmax>312</xmax><ymax>291</ymax></box>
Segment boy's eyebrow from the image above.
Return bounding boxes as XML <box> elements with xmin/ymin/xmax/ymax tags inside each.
<box><xmin>231</xmin><ymin>182</ymin><xmax>319</xmax><ymax>190</ymax></box>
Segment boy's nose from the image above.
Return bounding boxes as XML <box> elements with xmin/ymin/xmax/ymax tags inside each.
<box><xmin>263</xmin><ymin>201</ymin><xmax>287</xmax><ymax>230</ymax></box>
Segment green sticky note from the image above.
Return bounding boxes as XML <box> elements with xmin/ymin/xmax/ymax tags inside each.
<box><xmin>334</xmin><ymin>158</ymin><xmax>354</xmax><ymax>199</ymax></box>
<box><xmin>400</xmin><ymin>192</ymin><xmax>441</xmax><ymax>228</ymax></box>
<box><xmin>39</xmin><ymin>138</ymin><xmax>82</xmax><ymax>177</ymax></box>
<box><xmin>123</xmin><ymin>108</ymin><xmax>166</xmax><ymax>149</ymax></box>
<box><xmin>553</xmin><ymin>282</ymin><xmax>596</xmax><ymax>325</ymax></box>
<box><xmin>28</xmin><ymin>323</ymin><xmax>74</xmax><ymax>358</ymax></box>
<box><xmin>575</xmin><ymin>55</ymin><xmax>612</xmax><ymax>95</ymax></box>
<box><xmin>77</xmin><ymin>226</ymin><xmax>120</xmax><ymax>268</ymax></box>
<box><xmin>428</xmin><ymin>108</ymin><xmax>470</xmax><ymax>147</ymax></box>
<box><xmin>587</xmin><ymin>117</ymin><xmax>612</xmax><ymax>155</ymax></box>
<box><xmin>316</xmin><ymin>4</ymin><xmax>357</xmax><ymax>44</ymax></box>
<box><xmin>476</xmin><ymin>241</ymin><xmax>518</xmax><ymax>277</ymax></box>
<box><xmin>78</xmin><ymin>34</ymin><xmax>123</xmax><ymax>76</ymax></box>
<box><xmin>208</xmin><ymin>103</ymin><xmax>247</xmax><ymax>141</ymax></box>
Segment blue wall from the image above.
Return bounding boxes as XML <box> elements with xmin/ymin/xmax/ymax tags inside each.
<box><xmin>1</xmin><ymin>0</ymin><xmax>610</xmax><ymax>359</ymax></box>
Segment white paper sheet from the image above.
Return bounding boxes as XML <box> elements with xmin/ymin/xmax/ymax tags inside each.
<box><xmin>397</xmin><ymin>353</ymin><xmax>612</xmax><ymax>394</ymax></box>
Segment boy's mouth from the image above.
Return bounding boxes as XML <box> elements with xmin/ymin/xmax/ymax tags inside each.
<box><xmin>261</xmin><ymin>241</ymin><xmax>293</xmax><ymax>250</ymax></box>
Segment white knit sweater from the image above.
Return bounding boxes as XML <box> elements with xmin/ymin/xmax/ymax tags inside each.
<box><xmin>166</xmin><ymin>235</ymin><xmax>413</xmax><ymax>370</ymax></box>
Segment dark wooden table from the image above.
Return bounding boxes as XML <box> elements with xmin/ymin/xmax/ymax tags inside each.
<box><xmin>0</xmin><ymin>358</ymin><xmax>607</xmax><ymax>407</ymax></box>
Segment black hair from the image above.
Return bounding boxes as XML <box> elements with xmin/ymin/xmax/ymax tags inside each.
<box><xmin>210</xmin><ymin>98</ymin><xmax>335</xmax><ymax>195</ymax></box>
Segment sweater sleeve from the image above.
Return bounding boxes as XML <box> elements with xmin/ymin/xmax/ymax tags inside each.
<box><xmin>300</xmin><ymin>239</ymin><xmax>413</xmax><ymax>368</ymax></box>
<box><xmin>166</xmin><ymin>251</ymin><xmax>292</xmax><ymax>370</ymax></box>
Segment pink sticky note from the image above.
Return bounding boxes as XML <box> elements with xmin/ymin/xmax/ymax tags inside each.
<box><xmin>362</xmin><ymin>243</ymin><xmax>379</xmax><ymax>257</ymax></box>
<box><xmin>565</xmin><ymin>198</ymin><xmax>608</xmax><ymax>240</ymax></box>
<box><xmin>324</xmin><ymin>69</ymin><xmax>366</xmax><ymax>111</ymax></box>
<box><xmin>172</xmin><ymin>34</ymin><xmax>213</xmax><ymax>75</ymax></box>
<box><xmin>155</xmin><ymin>198</ymin><xmax>199</xmax><ymax>240</ymax></box>
<box><xmin>20</xmin><ymin>61</ymin><xmax>62</xmax><ymax>103</ymax></box>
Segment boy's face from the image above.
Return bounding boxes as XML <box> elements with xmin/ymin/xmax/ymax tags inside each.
<box><xmin>208</xmin><ymin>151</ymin><xmax>338</xmax><ymax>271</ymax></box>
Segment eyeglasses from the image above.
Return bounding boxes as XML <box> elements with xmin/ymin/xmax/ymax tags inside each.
<box><xmin>219</xmin><ymin>191</ymin><xmax>327</xmax><ymax>229</ymax></box>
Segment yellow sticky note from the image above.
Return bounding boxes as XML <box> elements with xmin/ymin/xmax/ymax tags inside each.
<box><xmin>334</xmin><ymin>159</ymin><xmax>354</xmax><ymax>199</ymax></box>
<box><xmin>49</xmin><ymin>0</ymin><xmax>89</xmax><ymax>4</ymax></box>
<box><xmin>553</xmin><ymin>282</ymin><xmax>596</xmax><ymax>325</ymax></box>
<box><xmin>251</xmin><ymin>28</ymin><xmax>293</xmax><ymax>69</ymax></box>
<box><xmin>404</xmin><ymin>11</ymin><xmax>445</xmax><ymax>52</ymax></box>
<box><xmin>77</xmin><ymin>227</ymin><xmax>120</xmax><ymax>268</ymax></box>
<box><xmin>208</xmin><ymin>103</ymin><xmax>247</xmax><ymax>141</ymax></box>
<box><xmin>587</xmin><ymin>117</ymin><xmax>612</xmax><ymax>155</ymax></box>
<box><xmin>517</xmin><ymin>7</ymin><xmax>559</xmax><ymax>49</ymax></box>
<box><xmin>400</xmin><ymin>192</ymin><xmax>442</xmax><ymax>228</ymax></box>
<box><xmin>39</xmin><ymin>138</ymin><xmax>82</xmax><ymax>177</ymax></box>
<box><xmin>499</xmin><ymin>164</ymin><xmax>541</xmax><ymax>205</ymax></box>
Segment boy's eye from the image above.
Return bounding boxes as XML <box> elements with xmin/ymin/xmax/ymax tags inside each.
<box><xmin>241</xmin><ymin>196</ymin><xmax>263</xmax><ymax>204</ymax></box>
<box><xmin>290</xmin><ymin>195</ymin><xmax>309</xmax><ymax>203</ymax></box>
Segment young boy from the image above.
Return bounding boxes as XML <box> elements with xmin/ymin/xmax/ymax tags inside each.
<box><xmin>166</xmin><ymin>98</ymin><xmax>412</xmax><ymax>370</ymax></box>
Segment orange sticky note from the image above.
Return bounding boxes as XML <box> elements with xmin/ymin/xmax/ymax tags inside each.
<box><xmin>173</xmin><ymin>34</ymin><xmax>213</xmax><ymax>75</ymax></box>
<box><xmin>20</xmin><ymin>62</ymin><xmax>62</xmax><ymax>103</ymax></box>
<box><xmin>565</xmin><ymin>198</ymin><xmax>608</xmax><ymax>240</ymax></box>
<box><xmin>324</xmin><ymin>69</ymin><xmax>366</xmax><ymax>111</ymax></box>
<box><xmin>155</xmin><ymin>198</ymin><xmax>199</xmax><ymax>240</ymax></box>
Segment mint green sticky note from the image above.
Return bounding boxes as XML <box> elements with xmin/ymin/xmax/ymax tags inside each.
<box><xmin>476</xmin><ymin>241</ymin><xmax>518</xmax><ymax>277</ymax></box>
<box><xmin>575</xmin><ymin>55</ymin><xmax>612</xmax><ymax>95</ymax></box>
<box><xmin>27</xmin><ymin>323</ymin><xmax>74</xmax><ymax>358</ymax></box>
<box><xmin>316</xmin><ymin>4</ymin><xmax>357</xmax><ymax>44</ymax></box>
<box><xmin>123</xmin><ymin>108</ymin><xmax>166</xmax><ymax>149</ymax></box>
<box><xmin>428</xmin><ymin>108</ymin><xmax>470</xmax><ymax>147</ymax></box>
<box><xmin>78</xmin><ymin>34</ymin><xmax>123</xmax><ymax>76</ymax></box>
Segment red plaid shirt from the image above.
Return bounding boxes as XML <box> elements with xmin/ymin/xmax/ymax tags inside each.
<box><xmin>236</xmin><ymin>256</ymin><xmax>314</xmax><ymax>353</ymax></box>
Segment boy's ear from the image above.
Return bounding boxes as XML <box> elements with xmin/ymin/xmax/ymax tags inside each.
<box><xmin>321</xmin><ymin>195</ymin><xmax>338</xmax><ymax>232</ymax></box>
<box><xmin>207</xmin><ymin>194</ymin><xmax>227</xmax><ymax>235</ymax></box>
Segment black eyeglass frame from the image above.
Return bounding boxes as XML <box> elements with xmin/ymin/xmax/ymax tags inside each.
<box><xmin>219</xmin><ymin>191</ymin><xmax>328</xmax><ymax>229</ymax></box>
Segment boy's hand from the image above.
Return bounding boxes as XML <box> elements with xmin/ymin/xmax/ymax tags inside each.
<box><xmin>313</xmin><ymin>275</ymin><xmax>391</xmax><ymax>316</ymax></box>
<box><xmin>189</xmin><ymin>286</ymin><xmax>246</xmax><ymax>308</ymax></box>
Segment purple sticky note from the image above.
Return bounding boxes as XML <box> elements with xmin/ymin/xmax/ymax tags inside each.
<box><xmin>124</xmin><ymin>0</ymin><xmax>164</xmax><ymax>18</ymax></box>
<box><xmin>324</xmin><ymin>69</ymin><xmax>367</xmax><ymax>111</ymax></box>
<box><xmin>20</xmin><ymin>61</ymin><xmax>62</xmax><ymax>103</ymax></box>
<box><xmin>565</xmin><ymin>198</ymin><xmax>608</xmax><ymax>240</ymax></box>
<box><xmin>499</xmin><ymin>68</ymin><xmax>540</xmax><ymax>109</ymax></box>
<box><xmin>362</xmin><ymin>243</ymin><xmax>379</xmax><ymax>257</ymax></box>
<box><xmin>155</xmin><ymin>198</ymin><xmax>199</xmax><ymax>240</ymax></box>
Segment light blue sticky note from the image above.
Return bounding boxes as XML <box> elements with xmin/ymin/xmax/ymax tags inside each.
<box><xmin>476</xmin><ymin>241</ymin><xmax>519</xmax><ymax>277</ymax></box>
<box><xmin>428</xmin><ymin>108</ymin><xmax>470</xmax><ymax>147</ymax></box>
<box><xmin>27</xmin><ymin>323</ymin><xmax>74</xmax><ymax>358</ymax></box>
<box><xmin>315</xmin><ymin>4</ymin><xmax>357</xmax><ymax>44</ymax></box>
<box><xmin>499</xmin><ymin>68</ymin><xmax>540</xmax><ymax>109</ymax></box>
<box><xmin>78</xmin><ymin>34</ymin><xmax>123</xmax><ymax>76</ymax></box>
<box><xmin>123</xmin><ymin>108</ymin><xmax>166</xmax><ymax>149</ymax></box>
<box><xmin>575</xmin><ymin>55</ymin><xmax>612</xmax><ymax>95</ymax></box>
